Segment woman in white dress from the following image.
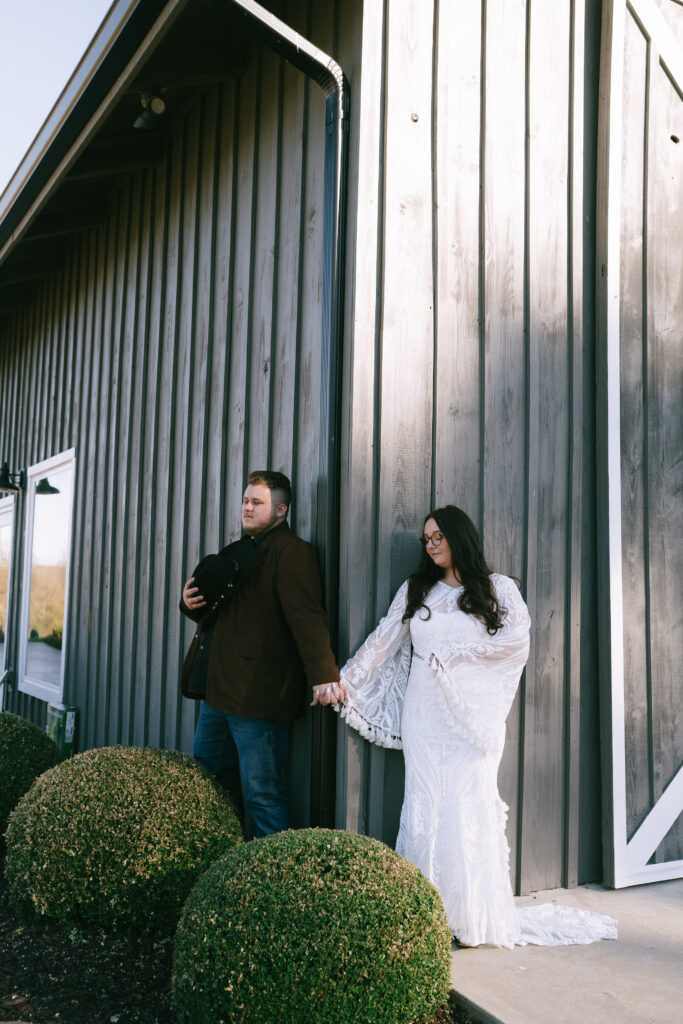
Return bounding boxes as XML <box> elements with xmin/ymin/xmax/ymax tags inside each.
<box><xmin>326</xmin><ymin>505</ymin><xmax>616</xmax><ymax>949</ymax></box>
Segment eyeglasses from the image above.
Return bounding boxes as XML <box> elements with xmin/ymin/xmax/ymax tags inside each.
<box><xmin>420</xmin><ymin>531</ymin><xmax>444</xmax><ymax>549</ymax></box>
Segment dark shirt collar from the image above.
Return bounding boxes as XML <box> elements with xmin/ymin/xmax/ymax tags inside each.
<box><xmin>249</xmin><ymin>519</ymin><xmax>290</xmax><ymax>549</ymax></box>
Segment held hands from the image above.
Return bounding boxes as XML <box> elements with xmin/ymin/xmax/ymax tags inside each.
<box><xmin>310</xmin><ymin>681</ymin><xmax>347</xmax><ymax>707</ymax></box>
<box><xmin>183</xmin><ymin>577</ymin><xmax>207</xmax><ymax>612</ymax></box>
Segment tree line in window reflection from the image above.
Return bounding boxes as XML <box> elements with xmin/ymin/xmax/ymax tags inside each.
<box><xmin>27</xmin><ymin>564</ymin><xmax>65</xmax><ymax>649</ymax></box>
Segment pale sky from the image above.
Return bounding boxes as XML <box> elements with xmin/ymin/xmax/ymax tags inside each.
<box><xmin>0</xmin><ymin>0</ymin><xmax>114</xmax><ymax>197</ymax></box>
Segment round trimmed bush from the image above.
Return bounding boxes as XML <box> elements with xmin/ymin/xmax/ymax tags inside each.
<box><xmin>172</xmin><ymin>828</ymin><xmax>451</xmax><ymax>1024</ymax></box>
<box><xmin>0</xmin><ymin>712</ymin><xmax>62</xmax><ymax>859</ymax></box>
<box><xmin>4</xmin><ymin>745</ymin><xmax>242</xmax><ymax>934</ymax></box>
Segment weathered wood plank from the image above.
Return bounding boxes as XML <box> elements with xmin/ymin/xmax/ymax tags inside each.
<box><xmin>106</xmin><ymin>186</ymin><xmax>133</xmax><ymax>745</ymax></box>
<box><xmin>647</xmin><ymin>56</ymin><xmax>683</xmax><ymax>862</ymax></box>
<box><xmin>619</xmin><ymin>10</ymin><xmax>650</xmax><ymax>843</ymax></box>
<box><xmin>80</xmin><ymin>228</ymin><xmax>106</xmax><ymax>747</ymax></box>
<box><xmin>129</xmin><ymin>168</ymin><xmax>156</xmax><ymax>747</ymax></box>
<box><xmin>94</xmin><ymin>199</ymin><xmax>124</xmax><ymax>748</ymax></box>
<box><xmin>271</xmin><ymin>58</ymin><xmax>305</xmax><ymax>478</ymax></box>
<box><xmin>112</xmin><ymin>178</ymin><xmax>140</xmax><ymax>746</ymax></box>
<box><xmin>72</xmin><ymin>233</ymin><xmax>94</xmax><ymax>741</ymax></box>
<box><xmin>151</xmin><ymin>130</ymin><xmax>183</xmax><ymax>753</ymax></box>
<box><xmin>565</xmin><ymin>0</ymin><xmax>587</xmax><ymax>889</ymax></box>
<box><xmin>336</xmin><ymin>0</ymin><xmax>386</xmax><ymax>832</ymax></box>
<box><xmin>483</xmin><ymin>0</ymin><xmax>527</xmax><ymax>889</ymax></box>
<box><xmin>192</xmin><ymin>88</ymin><xmax>221</xmax><ymax>559</ymax></box>
<box><xmin>247</xmin><ymin>48</ymin><xmax>278</xmax><ymax>473</ymax></box>
<box><xmin>213</xmin><ymin>81</ymin><xmax>238</xmax><ymax>546</ymax></box>
<box><xmin>520</xmin><ymin>0</ymin><xmax>572</xmax><ymax>893</ymax></box>
<box><xmin>145</xmin><ymin>159</ymin><xmax>173</xmax><ymax>749</ymax></box>
<box><xmin>366</xmin><ymin>0</ymin><xmax>436</xmax><ymax>846</ymax></box>
<box><xmin>294</xmin><ymin>54</ymin><xmax>325</xmax><ymax>541</ymax></box>
<box><xmin>226</xmin><ymin>67</ymin><xmax>258</xmax><ymax>525</ymax></box>
<box><xmin>433</xmin><ymin>0</ymin><xmax>482</xmax><ymax>514</ymax></box>
<box><xmin>174</xmin><ymin>109</ymin><xmax>203</xmax><ymax>756</ymax></box>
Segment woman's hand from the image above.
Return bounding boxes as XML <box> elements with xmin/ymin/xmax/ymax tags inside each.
<box><xmin>182</xmin><ymin>577</ymin><xmax>207</xmax><ymax>612</ymax></box>
<box><xmin>310</xmin><ymin>681</ymin><xmax>347</xmax><ymax>707</ymax></box>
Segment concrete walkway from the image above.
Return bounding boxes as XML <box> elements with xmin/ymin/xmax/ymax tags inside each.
<box><xmin>450</xmin><ymin>878</ymin><xmax>683</xmax><ymax>1024</ymax></box>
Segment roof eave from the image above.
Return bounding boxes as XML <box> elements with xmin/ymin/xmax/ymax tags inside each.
<box><xmin>0</xmin><ymin>0</ymin><xmax>190</xmax><ymax>265</ymax></box>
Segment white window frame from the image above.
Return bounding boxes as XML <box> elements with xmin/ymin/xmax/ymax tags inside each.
<box><xmin>0</xmin><ymin>494</ymin><xmax>15</xmax><ymax>686</ymax></box>
<box><xmin>18</xmin><ymin>449</ymin><xmax>76</xmax><ymax>703</ymax></box>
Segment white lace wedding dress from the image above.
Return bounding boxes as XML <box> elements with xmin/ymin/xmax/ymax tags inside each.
<box><xmin>338</xmin><ymin>574</ymin><xmax>617</xmax><ymax>948</ymax></box>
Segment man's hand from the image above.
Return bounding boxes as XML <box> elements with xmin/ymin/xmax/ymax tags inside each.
<box><xmin>310</xmin><ymin>681</ymin><xmax>347</xmax><ymax>707</ymax></box>
<box><xmin>182</xmin><ymin>577</ymin><xmax>207</xmax><ymax>612</ymax></box>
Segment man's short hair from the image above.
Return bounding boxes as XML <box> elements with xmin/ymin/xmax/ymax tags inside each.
<box><xmin>247</xmin><ymin>470</ymin><xmax>291</xmax><ymax>511</ymax></box>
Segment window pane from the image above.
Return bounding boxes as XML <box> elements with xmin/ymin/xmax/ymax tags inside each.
<box><xmin>25</xmin><ymin>465</ymin><xmax>73</xmax><ymax>686</ymax></box>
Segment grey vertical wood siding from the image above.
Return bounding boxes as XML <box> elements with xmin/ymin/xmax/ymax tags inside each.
<box><xmin>337</xmin><ymin>0</ymin><xmax>603</xmax><ymax>893</ymax></box>
<box><xmin>618</xmin><ymin>5</ymin><xmax>683</xmax><ymax>864</ymax></box>
<box><xmin>0</xmin><ymin>0</ymin><xmax>353</xmax><ymax>827</ymax></box>
<box><xmin>2</xmin><ymin>0</ymin><xmax>678</xmax><ymax>895</ymax></box>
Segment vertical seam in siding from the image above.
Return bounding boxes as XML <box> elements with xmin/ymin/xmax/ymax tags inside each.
<box><xmin>220</xmin><ymin>79</ymin><xmax>241</xmax><ymax>539</ymax></box>
<box><xmin>517</xmin><ymin>0</ymin><xmax>533</xmax><ymax>895</ymax></box>
<box><xmin>169</xmin><ymin>121</ymin><xmax>191</xmax><ymax>752</ymax></box>
<box><xmin>204</xmin><ymin>88</ymin><xmax>222</xmax><ymax>547</ymax></box>
<box><xmin>563</xmin><ymin>0</ymin><xmax>578</xmax><ymax>889</ymax></box>
<box><xmin>123</xmin><ymin>177</ymin><xmax>145</xmax><ymax>744</ymax></box>
<box><xmin>430</xmin><ymin>0</ymin><xmax>440</xmax><ymax>509</ymax></box>
<box><xmin>268</xmin><ymin>56</ymin><xmax>285</xmax><ymax>466</ymax></box>
<box><xmin>478</xmin><ymin>0</ymin><xmax>488</xmax><ymax>535</ymax></box>
<box><xmin>642</xmin><ymin>35</ymin><xmax>654</xmax><ymax>815</ymax></box>
<box><xmin>290</xmin><ymin>60</ymin><xmax>309</xmax><ymax>520</ymax></box>
<box><xmin>243</xmin><ymin>49</ymin><xmax>263</xmax><ymax>473</ymax></box>
<box><xmin>372</xmin><ymin>0</ymin><xmax>390</xmax><ymax>617</ymax></box>
<box><xmin>147</xmin><ymin>156</ymin><xmax>171</xmax><ymax>746</ymax></box>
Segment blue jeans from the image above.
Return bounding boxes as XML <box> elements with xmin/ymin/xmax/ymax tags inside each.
<box><xmin>193</xmin><ymin>701</ymin><xmax>289</xmax><ymax>838</ymax></box>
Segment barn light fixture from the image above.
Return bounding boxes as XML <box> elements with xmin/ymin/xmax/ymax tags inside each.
<box><xmin>0</xmin><ymin>461</ymin><xmax>25</xmax><ymax>493</ymax></box>
<box><xmin>133</xmin><ymin>90</ymin><xmax>166</xmax><ymax>130</ymax></box>
<box><xmin>35</xmin><ymin>477</ymin><xmax>60</xmax><ymax>495</ymax></box>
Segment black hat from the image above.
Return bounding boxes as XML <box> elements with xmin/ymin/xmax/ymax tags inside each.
<box><xmin>191</xmin><ymin>536</ymin><xmax>255</xmax><ymax>606</ymax></box>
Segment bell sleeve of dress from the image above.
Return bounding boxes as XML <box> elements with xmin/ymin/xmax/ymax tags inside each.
<box><xmin>336</xmin><ymin>580</ymin><xmax>411</xmax><ymax>750</ymax></box>
<box><xmin>428</xmin><ymin>575</ymin><xmax>531</xmax><ymax>756</ymax></box>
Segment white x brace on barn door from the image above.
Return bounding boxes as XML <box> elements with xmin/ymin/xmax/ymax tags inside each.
<box><xmin>597</xmin><ymin>0</ymin><xmax>683</xmax><ymax>887</ymax></box>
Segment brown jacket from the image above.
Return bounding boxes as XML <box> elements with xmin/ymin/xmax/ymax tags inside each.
<box><xmin>181</xmin><ymin>522</ymin><xmax>339</xmax><ymax>720</ymax></box>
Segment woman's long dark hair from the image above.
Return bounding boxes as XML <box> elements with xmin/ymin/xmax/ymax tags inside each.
<box><xmin>403</xmin><ymin>505</ymin><xmax>504</xmax><ymax>634</ymax></box>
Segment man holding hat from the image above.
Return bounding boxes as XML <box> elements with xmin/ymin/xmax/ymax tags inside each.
<box><xmin>180</xmin><ymin>470</ymin><xmax>343</xmax><ymax>837</ymax></box>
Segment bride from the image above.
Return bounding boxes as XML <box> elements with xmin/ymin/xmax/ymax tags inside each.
<box><xmin>324</xmin><ymin>505</ymin><xmax>616</xmax><ymax>949</ymax></box>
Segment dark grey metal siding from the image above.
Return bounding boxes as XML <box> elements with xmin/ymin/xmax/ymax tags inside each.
<box><xmin>609</xmin><ymin>2</ymin><xmax>683</xmax><ymax>872</ymax></box>
<box><xmin>0</xmin><ymin>0</ymin><xmax>353</xmax><ymax>827</ymax></box>
<box><xmin>336</xmin><ymin>0</ymin><xmax>604</xmax><ymax>894</ymax></box>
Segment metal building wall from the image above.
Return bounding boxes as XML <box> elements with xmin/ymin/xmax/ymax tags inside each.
<box><xmin>336</xmin><ymin>0</ymin><xmax>604</xmax><ymax>893</ymax></box>
<box><xmin>596</xmin><ymin>0</ymin><xmax>683</xmax><ymax>887</ymax></box>
<box><xmin>619</xmin><ymin>0</ymin><xmax>683</xmax><ymax>868</ymax></box>
<box><xmin>0</xmin><ymin>0</ymin><xmax>355</xmax><ymax>827</ymax></box>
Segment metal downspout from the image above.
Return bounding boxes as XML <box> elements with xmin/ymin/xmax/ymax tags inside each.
<box><xmin>202</xmin><ymin>0</ymin><xmax>350</xmax><ymax>827</ymax></box>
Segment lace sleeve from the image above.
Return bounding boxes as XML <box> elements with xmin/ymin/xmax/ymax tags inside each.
<box><xmin>429</xmin><ymin>575</ymin><xmax>531</xmax><ymax>755</ymax></box>
<box><xmin>335</xmin><ymin>580</ymin><xmax>411</xmax><ymax>750</ymax></box>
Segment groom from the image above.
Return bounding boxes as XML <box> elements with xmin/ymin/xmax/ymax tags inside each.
<box><xmin>180</xmin><ymin>470</ymin><xmax>344</xmax><ymax>837</ymax></box>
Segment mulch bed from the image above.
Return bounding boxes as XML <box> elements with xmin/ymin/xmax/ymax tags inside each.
<box><xmin>0</xmin><ymin>879</ymin><xmax>174</xmax><ymax>1024</ymax></box>
<box><xmin>0</xmin><ymin>878</ymin><xmax>476</xmax><ymax>1024</ymax></box>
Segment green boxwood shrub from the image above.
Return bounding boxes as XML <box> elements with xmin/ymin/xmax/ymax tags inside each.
<box><xmin>0</xmin><ymin>712</ymin><xmax>62</xmax><ymax>860</ymax></box>
<box><xmin>4</xmin><ymin>745</ymin><xmax>242</xmax><ymax>934</ymax></box>
<box><xmin>172</xmin><ymin>828</ymin><xmax>451</xmax><ymax>1024</ymax></box>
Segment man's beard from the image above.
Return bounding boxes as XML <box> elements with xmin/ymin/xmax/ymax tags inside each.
<box><xmin>243</xmin><ymin>506</ymin><xmax>280</xmax><ymax>536</ymax></box>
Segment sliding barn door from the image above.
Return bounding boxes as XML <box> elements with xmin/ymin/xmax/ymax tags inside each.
<box><xmin>596</xmin><ymin>0</ymin><xmax>683</xmax><ymax>887</ymax></box>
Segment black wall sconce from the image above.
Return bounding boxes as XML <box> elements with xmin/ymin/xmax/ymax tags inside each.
<box><xmin>36</xmin><ymin>477</ymin><xmax>60</xmax><ymax>495</ymax></box>
<box><xmin>0</xmin><ymin>462</ymin><xmax>25</xmax><ymax>493</ymax></box>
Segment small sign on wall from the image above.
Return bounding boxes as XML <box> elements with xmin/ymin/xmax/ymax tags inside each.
<box><xmin>46</xmin><ymin>702</ymin><xmax>77</xmax><ymax>757</ymax></box>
